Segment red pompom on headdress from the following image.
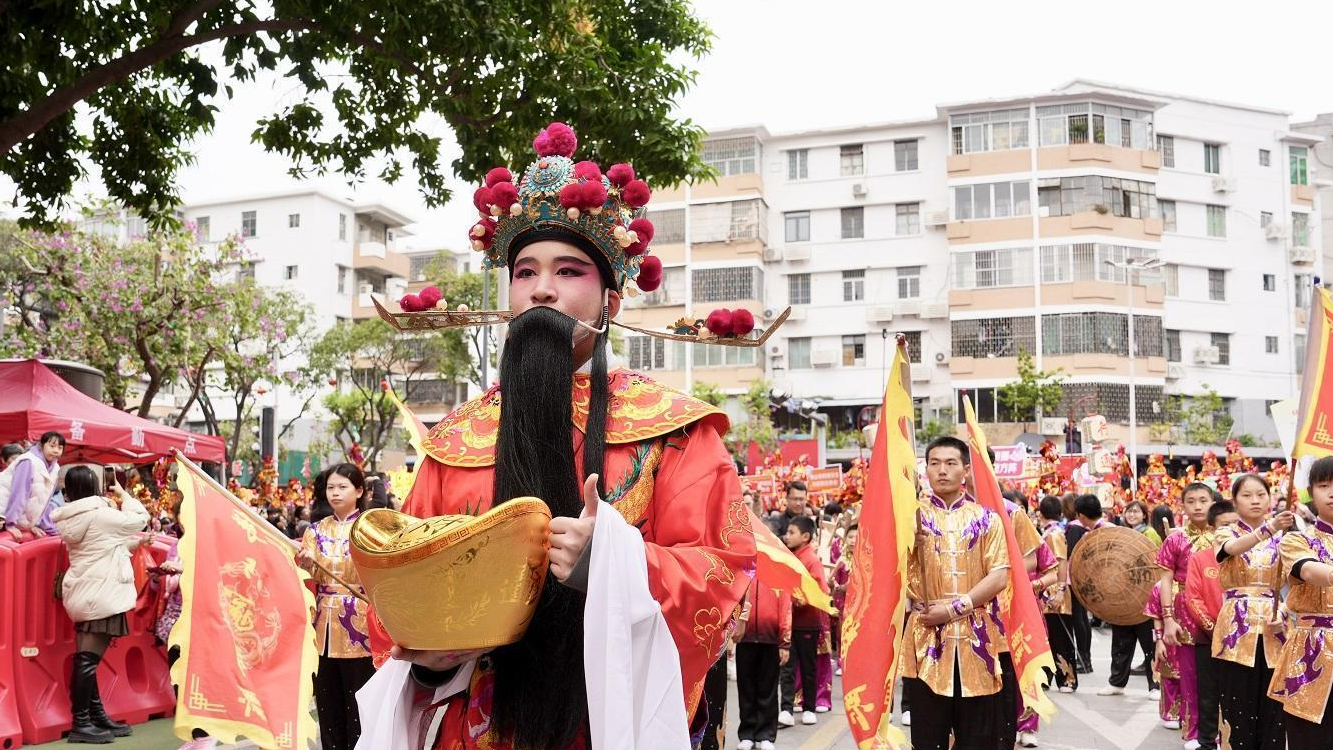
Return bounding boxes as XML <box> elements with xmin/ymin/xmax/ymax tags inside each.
<box><xmin>636</xmin><ymin>255</ymin><xmax>663</xmax><ymax>292</ymax></box>
<box><xmin>469</xmin><ymin>218</ymin><xmax>497</xmax><ymax>251</ymax></box>
<box><xmin>419</xmin><ymin>286</ymin><xmax>443</xmax><ymax>308</ymax></box>
<box><xmin>489</xmin><ymin>182</ymin><xmax>520</xmax><ymax>215</ymax></box>
<box><xmin>628</xmin><ymin>217</ymin><xmax>655</xmax><ymax>244</ymax></box>
<box><xmin>731</xmin><ymin>309</ymin><xmax>756</xmax><ymax>336</ymax></box>
<box><xmin>573</xmin><ymin>160</ymin><xmax>603</xmax><ymax>182</ymax></box>
<box><xmin>399</xmin><ymin>293</ymin><xmax>426</xmax><ymax>312</ymax></box>
<box><xmin>705</xmin><ymin>309</ymin><xmax>734</xmax><ymax>336</ymax></box>
<box><xmin>533</xmin><ymin>122</ymin><xmax>577</xmax><ymax>158</ymax></box>
<box><xmin>621</xmin><ymin>179</ymin><xmax>651</xmax><ymax>208</ymax></box>
<box><xmin>484</xmin><ymin>167</ymin><xmax>513</xmax><ymax>188</ymax></box>
<box><xmin>472</xmin><ymin>186</ymin><xmax>494</xmax><ymax>215</ymax></box>
<box><xmin>607</xmin><ymin>163</ymin><xmax>636</xmax><ymax>188</ymax></box>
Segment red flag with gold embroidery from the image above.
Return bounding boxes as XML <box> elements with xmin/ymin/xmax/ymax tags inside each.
<box><xmin>169</xmin><ymin>454</ymin><xmax>319</xmax><ymax>749</ymax></box>
<box><xmin>1294</xmin><ymin>286</ymin><xmax>1333</xmax><ymax>459</ymax></box>
<box><xmin>962</xmin><ymin>396</ymin><xmax>1057</xmax><ymax>720</ymax></box>
<box><xmin>840</xmin><ymin>339</ymin><xmax>916</xmax><ymax>750</ymax></box>
<box><xmin>748</xmin><ymin>507</ymin><xmax>836</xmax><ymax>615</ymax></box>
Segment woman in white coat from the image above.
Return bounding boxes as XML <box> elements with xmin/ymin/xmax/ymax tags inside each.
<box><xmin>52</xmin><ymin>466</ymin><xmax>150</xmax><ymax>744</ymax></box>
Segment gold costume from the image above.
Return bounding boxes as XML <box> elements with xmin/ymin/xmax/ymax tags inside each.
<box><xmin>1269</xmin><ymin>520</ymin><xmax>1333</xmax><ymax>722</ymax></box>
<box><xmin>1041</xmin><ymin>522</ymin><xmax>1072</xmax><ymax>616</ymax></box>
<box><xmin>1212</xmin><ymin>522</ymin><xmax>1283</xmax><ymax>667</ymax></box>
<box><xmin>903</xmin><ymin>494</ymin><xmax>1011</xmax><ymax>698</ymax></box>
<box><xmin>299</xmin><ymin>513</ymin><xmax>371</xmax><ymax>658</ymax></box>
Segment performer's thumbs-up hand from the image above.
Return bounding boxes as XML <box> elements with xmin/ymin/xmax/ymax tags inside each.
<box><xmin>549</xmin><ymin>474</ymin><xmax>601</xmax><ymax>583</ymax></box>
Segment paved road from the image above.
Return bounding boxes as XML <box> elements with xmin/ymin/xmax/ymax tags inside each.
<box><xmin>726</xmin><ymin>626</ymin><xmax>1185</xmax><ymax>750</ymax></box>
<box><xmin>33</xmin><ymin>627</ymin><xmax>1185</xmax><ymax>750</ymax></box>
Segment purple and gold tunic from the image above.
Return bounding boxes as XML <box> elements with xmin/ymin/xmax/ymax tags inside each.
<box><xmin>1212</xmin><ymin>521</ymin><xmax>1283</xmax><ymax>667</ymax></box>
<box><xmin>300</xmin><ymin>512</ymin><xmax>371</xmax><ymax>659</ymax></box>
<box><xmin>1156</xmin><ymin>525</ymin><xmax>1213</xmax><ymax>645</ymax></box>
<box><xmin>1269</xmin><ymin>518</ymin><xmax>1333</xmax><ymax>722</ymax></box>
<box><xmin>902</xmin><ymin>493</ymin><xmax>1010</xmax><ymax>698</ymax></box>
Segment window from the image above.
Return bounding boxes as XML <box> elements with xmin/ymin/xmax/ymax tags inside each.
<box><xmin>336</xmin><ymin>265</ymin><xmax>348</xmax><ymax>294</ymax></box>
<box><xmin>284</xmin><ymin>265</ymin><xmax>298</xmax><ymax>280</ymax></box>
<box><xmin>1039</xmin><ymin>243</ymin><xmax>1159</xmax><ymax>285</ymax></box>
<box><xmin>628</xmin><ymin>336</ymin><xmax>666</xmax><ymax>370</ymax></box>
<box><xmin>1291</xmin><ymin>146</ymin><xmax>1309</xmax><ymax>185</ymax></box>
<box><xmin>840</xmin><ymin>144</ymin><xmax>864</xmax><ymax>176</ymax></box>
<box><xmin>1259</xmin><ymin>149</ymin><xmax>1271</xmax><ymax>167</ymax></box>
<box><xmin>1159</xmin><ymin>200</ymin><xmax>1176</xmax><ymax>232</ymax></box>
<box><xmin>1041</xmin><ymin>312</ymin><xmax>1163</xmax><ymax>357</ymax></box>
<box><xmin>1207</xmin><ymin>205</ymin><xmax>1226</xmax><ymax>238</ymax></box>
<box><xmin>239</xmin><ymin>262</ymin><xmax>256</xmax><ymax>281</ymax></box>
<box><xmin>645</xmin><ymin>209</ymin><xmax>685</xmax><ymax>244</ymax></box>
<box><xmin>194</xmin><ymin>216</ymin><xmax>210</xmax><ymax>241</ymax></box>
<box><xmin>409</xmin><ymin>254</ymin><xmax>436</xmax><ymax>282</ymax></box>
<box><xmin>1266</xmin><ymin>336</ymin><xmax>1279</xmax><ymax>354</ymax></box>
<box><xmin>339</xmin><ymin>213</ymin><xmax>347</xmax><ymax>240</ymax></box>
<box><xmin>843</xmin><ymin>269</ymin><xmax>865</xmax><ymax>302</ymax></box>
<box><xmin>788</xmin><ymin>273</ymin><xmax>811</xmax><ymax>305</ymax></box>
<box><xmin>702</xmin><ymin>136</ymin><xmax>759</xmax><ymax>175</ymax></box>
<box><xmin>955</xmin><ymin>248</ymin><xmax>1034</xmax><ymax>289</ymax></box>
<box><xmin>1208</xmin><ymin>269</ymin><xmax>1226</xmax><ymax>301</ymax></box>
<box><xmin>1263</xmin><ymin>274</ymin><xmax>1276</xmax><ymax>292</ymax></box>
<box><xmin>950</xmin><ymin>316</ymin><xmax>1037</xmax><ymax>358</ymax></box>
<box><xmin>1036</xmin><ymin>176</ymin><xmax>1156</xmax><ymax>219</ymax></box>
<box><xmin>1204</xmin><ymin>143</ymin><xmax>1221</xmax><ymax>174</ymax></box>
<box><xmin>1296</xmin><ymin>275</ymin><xmax>1313</xmax><ymax>309</ymax></box>
<box><xmin>241</xmin><ymin>210</ymin><xmax>257</xmax><ymax>238</ymax></box>
<box><xmin>842</xmin><ymin>335</ymin><xmax>866</xmax><ymax>367</ymax></box>
<box><xmin>788</xmin><ymin>338</ymin><xmax>813</xmax><ymax>369</ymax></box>
<box><xmin>693</xmin><ymin>342</ymin><xmax>756</xmax><ymax>368</ymax></box>
<box><xmin>692</xmin><ymin>267</ymin><xmax>762</xmax><ymax>303</ymax></box>
<box><xmin>1163</xmin><ymin>264</ymin><xmax>1179</xmax><ymax>296</ymax></box>
<box><xmin>1211</xmin><ymin>332</ymin><xmax>1231</xmax><ymax>366</ymax></box>
<box><xmin>951</xmin><ymin>180</ymin><xmax>1031</xmax><ymax>220</ymax></box>
<box><xmin>949</xmin><ymin>108</ymin><xmax>1029</xmax><ymax>154</ymax></box>
<box><xmin>896</xmin><ymin>203</ymin><xmax>920</xmax><ymax>235</ymax></box>
<box><xmin>1166</xmin><ymin>329</ymin><xmax>1181</xmax><ymax>362</ymax></box>
<box><xmin>1297</xmin><ymin>334</ymin><xmax>1308</xmax><ymax>367</ymax></box>
<box><xmin>1293</xmin><ymin>213</ymin><xmax>1311</xmax><ymax>246</ymax></box>
<box><xmin>642</xmin><ymin>266</ymin><xmax>685</xmax><ymax>306</ymax></box>
<box><xmin>1035</xmin><ymin>102</ymin><xmax>1153</xmax><ymax>149</ymax></box>
<box><xmin>1260</xmin><ymin>211</ymin><xmax>1273</xmax><ymax>228</ymax></box>
<box><xmin>784</xmin><ymin>211</ymin><xmax>810</xmax><ymax>242</ymax></box>
<box><xmin>898</xmin><ymin>266</ymin><xmax>921</xmax><ymax>298</ymax></box>
<box><xmin>288</xmin><ymin>213</ymin><xmax>300</xmax><ymax>228</ymax></box>
<box><xmin>903</xmin><ymin>331</ymin><xmax>922</xmax><ymax>363</ymax></box>
<box><xmin>841</xmin><ymin>207</ymin><xmax>864</xmax><ymax>239</ymax></box>
<box><xmin>894</xmin><ymin>140</ymin><xmax>919</xmax><ymax>171</ymax></box>
<box><xmin>1158</xmin><ymin>136</ymin><xmax>1175</xmax><ymax>167</ymax></box>
<box><xmin>787</xmin><ymin>149</ymin><xmax>808</xmax><ymax>180</ymax></box>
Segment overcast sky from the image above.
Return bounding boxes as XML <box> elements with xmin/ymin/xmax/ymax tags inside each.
<box><xmin>14</xmin><ymin>0</ymin><xmax>1333</xmax><ymax>250</ymax></box>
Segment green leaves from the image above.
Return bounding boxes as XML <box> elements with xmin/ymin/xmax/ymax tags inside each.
<box><xmin>2</xmin><ymin>0</ymin><xmax>713</xmax><ymax>228</ymax></box>
<box><xmin>997</xmin><ymin>349</ymin><xmax>1065</xmax><ymax>427</ymax></box>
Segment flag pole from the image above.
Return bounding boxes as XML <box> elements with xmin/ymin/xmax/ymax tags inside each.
<box><xmin>171</xmin><ymin>449</ymin><xmax>369</xmax><ymax>603</ymax></box>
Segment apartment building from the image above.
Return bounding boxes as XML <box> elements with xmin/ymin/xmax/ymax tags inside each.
<box><xmin>1293</xmin><ymin>113</ymin><xmax>1333</xmax><ymax>280</ymax></box>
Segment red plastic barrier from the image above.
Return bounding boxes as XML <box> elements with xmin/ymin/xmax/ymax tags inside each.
<box><xmin>0</xmin><ymin>540</ymin><xmax>24</xmax><ymax>749</ymax></box>
<box><xmin>98</xmin><ymin>537</ymin><xmax>174</xmax><ymax>724</ymax></box>
<box><xmin>9</xmin><ymin>536</ymin><xmax>74</xmax><ymax>746</ymax></box>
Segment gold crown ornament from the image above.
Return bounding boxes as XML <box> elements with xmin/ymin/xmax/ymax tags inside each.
<box><xmin>349</xmin><ymin>498</ymin><xmax>551</xmax><ymax>651</ymax></box>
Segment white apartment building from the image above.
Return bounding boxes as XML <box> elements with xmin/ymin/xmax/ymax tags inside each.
<box><xmin>1293</xmin><ymin>113</ymin><xmax>1333</xmax><ymax>279</ymax></box>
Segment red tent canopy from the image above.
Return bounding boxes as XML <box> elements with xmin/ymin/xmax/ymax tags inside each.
<box><xmin>0</xmin><ymin>359</ymin><xmax>225</xmax><ymax>464</ymax></box>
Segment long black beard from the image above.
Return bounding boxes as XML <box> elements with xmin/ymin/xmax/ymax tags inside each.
<box><xmin>489</xmin><ymin>305</ymin><xmax>603</xmax><ymax>750</ymax></box>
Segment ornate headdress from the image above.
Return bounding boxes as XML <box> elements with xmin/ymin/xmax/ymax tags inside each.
<box><xmin>383</xmin><ymin>120</ymin><xmax>790</xmax><ymax>347</ymax></box>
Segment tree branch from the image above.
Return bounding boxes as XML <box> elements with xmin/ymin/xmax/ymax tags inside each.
<box><xmin>0</xmin><ymin>17</ymin><xmax>317</xmax><ymax>153</ymax></box>
<box><xmin>172</xmin><ymin>346</ymin><xmax>216</xmax><ymax>427</ymax></box>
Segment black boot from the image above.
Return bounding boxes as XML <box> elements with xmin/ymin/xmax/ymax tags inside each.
<box><xmin>68</xmin><ymin>652</ymin><xmax>113</xmax><ymax>744</ymax></box>
<box><xmin>86</xmin><ymin>654</ymin><xmax>131</xmax><ymax>737</ymax></box>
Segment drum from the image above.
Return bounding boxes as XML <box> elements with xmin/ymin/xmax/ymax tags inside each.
<box><xmin>1068</xmin><ymin>525</ymin><xmax>1158</xmax><ymax>626</ymax></box>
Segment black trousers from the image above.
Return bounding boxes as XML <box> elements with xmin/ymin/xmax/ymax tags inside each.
<box><xmin>1218</xmin><ymin>649</ymin><xmax>1285</xmax><ymax>750</ymax></box>
<box><xmin>1196</xmin><ymin>643</ymin><xmax>1222</xmax><ymax>750</ymax></box>
<box><xmin>1109</xmin><ymin>621</ymin><xmax>1158</xmax><ymax>690</ymax></box>
<box><xmin>780</xmin><ymin>629</ymin><xmax>820</xmax><ymax>713</ymax></box>
<box><xmin>1287</xmin><ymin>700</ymin><xmax>1333</xmax><ymax>750</ymax></box>
<box><xmin>1045</xmin><ymin>613</ymin><xmax>1079</xmax><ymax>691</ymax></box>
<box><xmin>314</xmin><ymin>655</ymin><xmax>375</xmax><ymax>750</ymax></box>
<box><xmin>1071</xmin><ymin>598</ymin><xmax>1093</xmax><ymax>667</ymax></box>
<box><xmin>905</xmin><ymin>654</ymin><xmax>1015</xmax><ymax>750</ymax></box>
<box><xmin>736</xmin><ymin>642</ymin><xmax>781</xmax><ymax>742</ymax></box>
<box><xmin>699</xmin><ymin>655</ymin><xmax>729</xmax><ymax>750</ymax></box>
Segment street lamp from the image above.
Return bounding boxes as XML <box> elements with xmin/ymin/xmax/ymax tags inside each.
<box><xmin>1103</xmin><ymin>255</ymin><xmax>1163</xmax><ymax>495</ymax></box>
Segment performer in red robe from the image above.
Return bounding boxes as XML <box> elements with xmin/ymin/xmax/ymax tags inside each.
<box><xmin>364</xmin><ymin>121</ymin><xmax>757</xmax><ymax>750</ymax></box>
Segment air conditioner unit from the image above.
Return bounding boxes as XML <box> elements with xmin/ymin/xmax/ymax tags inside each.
<box><xmin>920</xmin><ymin>302</ymin><xmax>949</xmax><ymax>319</ymax></box>
<box><xmin>811</xmin><ymin>348</ymin><xmax>839</xmax><ymax>367</ymax></box>
<box><xmin>762</xmin><ymin>247</ymin><xmax>782</xmax><ymax>262</ymax></box>
<box><xmin>866</xmin><ymin>307</ymin><xmax>894</xmax><ymax>322</ymax></box>
<box><xmin>1039</xmin><ymin>417</ymin><xmax>1066</xmax><ymax>435</ymax></box>
<box><xmin>769</xmin><ymin>345</ymin><xmax>783</xmax><ymax>356</ymax></box>
<box><xmin>761</xmin><ymin>308</ymin><xmax>778</xmax><ymax>321</ymax></box>
<box><xmin>786</xmin><ymin>306</ymin><xmax>807</xmax><ymax>321</ymax></box>
<box><xmin>1166</xmin><ymin>363</ymin><xmax>1186</xmax><ymax>380</ymax></box>
<box><xmin>910</xmin><ymin>364</ymin><xmax>932</xmax><ymax>383</ymax></box>
<box><xmin>1291</xmin><ymin>246</ymin><xmax>1316</xmax><ymax>265</ymax></box>
<box><xmin>934</xmin><ymin>352</ymin><xmax>949</xmax><ymax>365</ymax></box>
<box><xmin>852</xmin><ymin>183</ymin><xmax>867</xmax><ymax>197</ymax></box>
<box><xmin>1193</xmin><ymin>345</ymin><xmax>1220</xmax><ymax>365</ymax></box>
<box><xmin>783</xmin><ymin>245</ymin><xmax>811</xmax><ymax>262</ymax></box>
<box><xmin>896</xmin><ymin>300</ymin><xmax>922</xmax><ymax>317</ymax></box>
<box><xmin>1211</xmin><ymin>175</ymin><xmax>1236</xmax><ymax>193</ymax></box>
<box><xmin>1265</xmin><ymin>223</ymin><xmax>1287</xmax><ymax>240</ymax></box>
<box><xmin>926</xmin><ymin>211</ymin><xmax>949</xmax><ymax>227</ymax></box>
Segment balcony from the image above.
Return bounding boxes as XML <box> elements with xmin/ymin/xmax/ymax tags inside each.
<box><xmin>354</xmin><ymin>241</ymin><xmax>410</xmax><ymax>277</ymax></box>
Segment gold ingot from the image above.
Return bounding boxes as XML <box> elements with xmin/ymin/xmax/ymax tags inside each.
<box><xmin>349</xmin><ymin>498</ymin><xmax>551</xmax><ymax>651</ymax></box>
